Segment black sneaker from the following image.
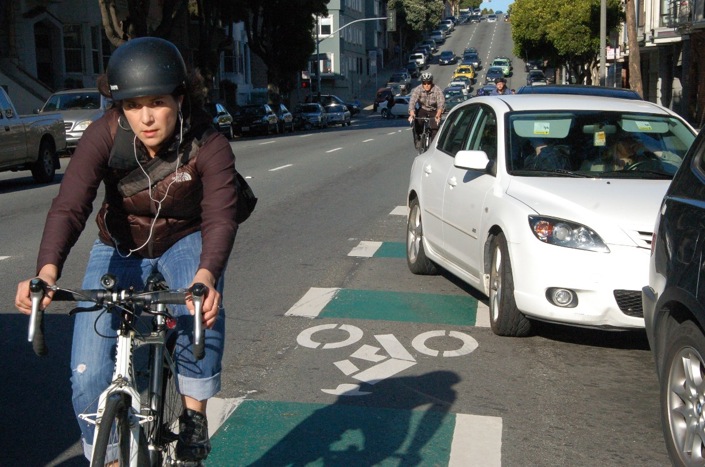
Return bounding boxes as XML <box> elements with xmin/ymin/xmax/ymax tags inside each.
<box><xmin>176</xmin><ymin>409</ymin><xmax>211</xmax><ymax>462</ymax></box>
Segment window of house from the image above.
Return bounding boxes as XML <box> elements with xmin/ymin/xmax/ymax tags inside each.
<box><xmin>320</xmin><ymin>16</ymin><xmax>332</xmax><ymax>36</ymax></box>
<box><xmin>64</xmin><ymin>24</ymin><xmax>84</xmax><ymax>73</ymax></box>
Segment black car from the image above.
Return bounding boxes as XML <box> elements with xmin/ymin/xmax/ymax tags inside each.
<box><xmin>526</xmin><ymin>70</ymin><xmax>548</xmax><ymax>86</ymax></box>
<box><xmin>462</xmin><ymin>52</ymin><xmax>482</xmax><ymax>70</ymax></box>
<box><xmin>405</xmin><ymin>61</ymin><xmax>421</xmax><ymax>78</ymax></box>
<box><xmin>230</xmin><ymin>104</ymin><xmax>278</xmax><ymax>136</ymax></box>
<box><xmin>643</xmin><ymin>127</ymin><xmax>703</xmax><ymax>467</ymax></box>
<box><xmin>516</xmin><ymin>85</ymin><xmax>642</xmax><ymax>100</ymax></box>
<box><xmin>273</xmin><ymin>103</ymin><xmax>295</xmax><ymax>133</ymax></box>
<box><xmin>203</xmin><ymin>102</ymin><xmax>234</xmax><ymax>139</ymax></box>
<box><xmin>292</xmin><ymin>103</ymin><xmax>328</xmax><ymax>130</ymax></box>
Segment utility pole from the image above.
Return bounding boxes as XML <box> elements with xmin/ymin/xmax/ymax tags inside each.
<box><xmin>599</xmin><ymin>0</ymin><xmax>606</xmax><ymax>86</ymax></box>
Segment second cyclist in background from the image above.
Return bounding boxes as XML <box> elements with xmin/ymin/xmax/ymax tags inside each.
<box><xmin>408</xmin><ymin>72</ymin><xmax>445</xmax><ymax>149</ymax></box>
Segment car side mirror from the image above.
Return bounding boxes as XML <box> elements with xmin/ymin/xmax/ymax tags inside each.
<box><xmin>454</xmin><ymin>150</ymin><xmax>490</xmax><ymax>170</ymax></box>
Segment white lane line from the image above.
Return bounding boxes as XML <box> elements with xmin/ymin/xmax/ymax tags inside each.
<box><xmin>269</xmin><ymin>164</ymin><xmax>292</xmax><ymax>172</ymax></box>
<box><xmin>0</xmin><ymin>256</ymin><xmax>9</xmax><ymax>261</ymax></box>
<box><xmin>450</xmin><ymin>413</ymin><xmax>502</xmax><ymax>467</ymax></box>
<box><xmin>326</xmin><ymin>147</ymin><xmax>342</xmax><ymax>153</ymax></box>
<box><xmin>207</xmin><ymin>396</ymin><xmax>249</xmax><ymax>437</ymax></box>
<box><xmin>363</xmin><ymin>139</ymin><xmax>374</xmax><ymax>142</ymax></box>
<box><xmin>387</xmin><ymin>131</ymin><xmax>397</xmax><ymax>135</ymax></box>
<box><xmin>390</xmin><ymin>206</ymin><xmax>408</xmax><ymax>216</ymax></box>
<box><xmin>285</xmin><ymin>287</ymin><xmax>339</xmax><ymax>318</ymax></box>
<box><xmin>259</xmin><ymin>140</ymin><xmax>276</xmax><ymax>145</ymax></box>
<box><xmin>299</xmin><ymin>134</ymin><xmax>313</xmax><ymax>138</ymax></box>
<box><xmin>348</xmin><ymin>241</ymin><xmax>382</xmax><ymax>257</ymax></box>
<box><xmin>475</xmin><ymin>302</ymin><xmax>490</xmax><ymax>328</ymax></box>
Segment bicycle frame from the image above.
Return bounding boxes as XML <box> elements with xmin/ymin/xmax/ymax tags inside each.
<box><xmin>27</xmin><ymin>276</ymin><xmax>205</xmax><ymax>467</ymax></box>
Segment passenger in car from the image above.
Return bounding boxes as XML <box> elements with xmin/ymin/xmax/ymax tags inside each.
<box><xmin>581</xmin><ymin>135</ymin><xmax>655</xmax><ymax>172</ymax></box>
<box><xmin>523</xmin><ymin>138</ymin><xmax>571</xmax><ymax>170</ymax></box>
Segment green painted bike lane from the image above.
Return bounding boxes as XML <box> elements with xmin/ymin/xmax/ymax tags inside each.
<box><xmin>207</xmin><ymin>241</ymin><xmax>500</xmax><ymax>466</ymax></box>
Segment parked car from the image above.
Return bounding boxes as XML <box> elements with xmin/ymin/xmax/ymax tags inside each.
<box><xmin>38</xmin><ymin>88</ymin><xmax>112</xmax><ymax>153</ymax></box>
<box><xmin>525</xmin><ymin>59</ymin><xmax>544</xmax><ymax>72</ymax></box>
<box><xmin>377</xmin><ymin>95</ymin><xmax>410</xmax><ymax>119</ymax></box>
<box><xmin>405</xmin><ymin>61</ymin><xmax>421</xmax><ymax>78</ymax></box>
<box><xmin>230</xmin><ymin>103</ymin><xmax>278</xmax><ymax>136</ymax></box>
<box><xmin>485</xmin><ymin>66</ymin><xmax>505</xmax><ymax>83</ymax></box>
<box><xmin>324</xmin><ymin>104</ymin><xmax>351</xmax><ymax>126</ymax></box>
<box><xmin>420</xmin><ymin>39</ymin><xmax>438</xmax><ymax>53</ymax></box>
<box><xmin>516</xmin><ymin>85</ymin><xmax>643</xmax><ymax>100</ymax></box>
<box><xmin>439</xmin><ymin>51</ymin><xmax>457</xmax><ymax>65</ymax></box>
<box><xmin>388</xmin><ymin>71</ymin><xmax>411</xmax><ymax>93</ymax></box>
<box><xmin>311</xmin><ymin>94</ymin><xmax>346</xmax><ymax>108</ymax></box>
<box><xmin>406</xmin><ymin>94</ymin><xmax>696</xmax><ymax>336</ymax></box>
<box><xmin>409</xmin><ymin>52</ymin><xmax>427</xmax><ymax>69</ymax></box>
<box><xmin>429</xmin><ymin>30</ymin><xmax>446</xmax><ymax>44</ymax></box>
<box><xmin>526</xmin><ymin>70</ymin><xmax>548</xmax><ymax>86</ymax></box>
<box><xmin>203</xmin><ymin>102</ymin><xmax>234</xmax><ymax>139</ymax></box>
<box><xmin>273</xmin><ymin>103</ymin><xmax>295</xmax><ymax>133</ymax></box>
<box><xmin>293</xmin><ymin>103</ymin><xmax>328</xmax><ymax>130</ymax></box>
<box><xmin>643</xmin><ymin>128</ymin><xmax>705</xmax><ymax>467</ymax></box>
<box><xmin>0</xmin><ymin>86</ymin><xmax>66</xmax><ymax>183</ymax></box>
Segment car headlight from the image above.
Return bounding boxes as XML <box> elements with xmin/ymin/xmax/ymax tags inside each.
<box><xmin>74</xmin><ymin>120</ymin><xmax>93</xmax><ymax>132</ymax></box>
<box><xmin>528</xmin><ymin>215</ymin><xmax>610</xmax><ymax>253</ymax></box>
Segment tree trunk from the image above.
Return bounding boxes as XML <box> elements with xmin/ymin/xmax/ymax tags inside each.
<box><xmin>625</xmin><ymin>0</ymin><xmax>643</xmax><ymax>97</ymax></box>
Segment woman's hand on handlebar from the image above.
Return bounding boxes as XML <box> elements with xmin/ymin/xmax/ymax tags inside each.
<box><xmin>15</xmin><ymin>265</ymin><xmax>58</xmax><ymax>315</ymax></box>
<box><xmin>188</xmin><ymin>268</ymin><xmax>220</xmax><ymax>329</ymax></box>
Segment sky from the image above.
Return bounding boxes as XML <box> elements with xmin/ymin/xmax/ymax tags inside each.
<box><xmin>480</xmin><ymin>1</ymin><xmax>512</xmax><ymax>13</ymax></box>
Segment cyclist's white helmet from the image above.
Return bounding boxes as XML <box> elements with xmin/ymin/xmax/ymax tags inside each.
<box><xmin>421</xmin><ymin>72</ymin><xmax>433</xmax><ymax>83</ymax></box>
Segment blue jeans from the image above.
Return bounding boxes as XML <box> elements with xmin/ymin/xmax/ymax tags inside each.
<box><xmin>69</xmin><ymin>232</ymin><xmax>225</xmax><ymax>460</ymax></box>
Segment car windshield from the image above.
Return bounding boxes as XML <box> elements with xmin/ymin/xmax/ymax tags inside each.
<box><xmin>43</xmin><ymin>92</ymin><xmax>101</xmax><ymax>111</ymax></box>
<box><xmin>506</xmin><ymin>110</ymin><xmax>696</xmax><ymax>178</ymax></box>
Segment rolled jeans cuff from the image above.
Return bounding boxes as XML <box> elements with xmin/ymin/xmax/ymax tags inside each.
<box><xmin>178</xmin><ymin>372</ymin><xmax>221</xmax><ymax>401</ymax></box>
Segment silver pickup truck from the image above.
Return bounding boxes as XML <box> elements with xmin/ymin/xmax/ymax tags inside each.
<box><xmin>0</xmin><ymin>87</ymin><xmax>66</xmax><ymax>183</ymax></box>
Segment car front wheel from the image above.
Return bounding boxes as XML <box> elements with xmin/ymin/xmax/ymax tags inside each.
<box><xmin>660</xmin><ymin>320</ymin><xmax>705</xmax><ymax>466</ymax></box>
<box><xmin>489</xmin><ymin>233</ymin><xmax>531</xmax><ymax>336</ymax></box>
<box><xmin>406</xmin><ymin>198</ymin><xmax>437</xmax><ymax>275</ymax></box>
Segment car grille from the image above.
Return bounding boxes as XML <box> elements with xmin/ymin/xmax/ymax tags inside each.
<box><xmin>614</xmin><ymin>290</ymin><xmax>643</xmax><ymax>317</ymax></box>
<box><xmin>64</xmin><ymin>122</ymin><xmax>73</xmax><ymax>131</ymax></box>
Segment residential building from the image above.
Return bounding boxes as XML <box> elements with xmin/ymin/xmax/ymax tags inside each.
<box><xmin>0</xmin><ymin>1</ymin><xmax>255</xmax><ymax>114</ymax></box>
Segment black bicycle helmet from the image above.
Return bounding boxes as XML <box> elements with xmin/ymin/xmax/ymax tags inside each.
<box><xmin>107</xmin><ymin>37</ymin><xmax>187</xmax><ymax>100</ymax></box>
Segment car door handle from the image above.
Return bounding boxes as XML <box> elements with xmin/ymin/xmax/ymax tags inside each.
<box><xmin>448</xmin><ymin>176</ymin><xmax>457</xmax><ymax>188</ymax></box>
<box><xmin>424</xmin><ymin>165</ymin><xmax>432</xmax><ymax>175</ymax></box>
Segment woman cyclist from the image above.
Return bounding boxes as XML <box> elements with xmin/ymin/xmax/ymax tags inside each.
<box><xmin>15</xmin><ymin>37</ymin><xmax>238</xmax><ymax>465</ymax></box>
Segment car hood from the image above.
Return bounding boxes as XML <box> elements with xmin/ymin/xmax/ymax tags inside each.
<box><xmin>505</xmin><ymin>177</ymin><xmax>668</xmax><ymax>247</ymax></box>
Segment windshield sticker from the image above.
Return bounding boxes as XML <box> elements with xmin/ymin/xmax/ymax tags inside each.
<box><xmin>594</xmin><ymin>131</ymin><xmax>606</xmax><ymax>147</ymax></box>
<box><xmin>635</xmin><ymin>121</ymin><xmax>653</xmax><ymax>131</ymax></box>
<box><xmin>533</xmin><ymin>122</ymin><xmax>550</xmax><ymax>135</ymax></box>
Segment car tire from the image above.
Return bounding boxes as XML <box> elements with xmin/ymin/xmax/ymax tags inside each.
<box><xmin>660</xmin><ymin>319</ymin><xmax>705</xmax><ymax>466</ymax></box>
<box><xmin>31</xmin><ymin>139</ymin><xmax>57</xmax><ymax>184</ymax></box>
<box><xmin>489</xmin><ymin>232</ymin><xmax>531</xmax><ymax>337</ymax></box>
<box><xmin>406</xmin><ymin>198</ymin><xmax>438</xmax><ymax>275</ymax></box>
<box><xmin>226</xmin><ymin>126</ymin><xmax>234</xmax><ymax>140</ymax></box>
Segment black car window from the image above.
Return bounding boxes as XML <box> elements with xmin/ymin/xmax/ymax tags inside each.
<box><xmin>437</xmin><ymin>104</ymin><xmax>479</xmax><ymax>157</ymax></box>
<box><xmin>466</xmin><ymin>107</ymin><xmax>498</xmax><ymax>161</ymax></box>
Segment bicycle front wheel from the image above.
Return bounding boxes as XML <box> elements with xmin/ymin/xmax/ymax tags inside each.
<box><xmin>91</xmin><ymin>393</ymin><xmax>145</xmax><ymax>466</ymax></box>
<box><xmin>418</xmin><ymin>131</ymin><xmax>430</xmax><ymax>154</ymax></box>
<box><xmin>146</xmin><ymin>333</ymin><xmax>183</xmax><ymax>466</ymax></box>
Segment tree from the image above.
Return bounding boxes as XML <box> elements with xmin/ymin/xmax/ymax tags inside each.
<box><xmin>388</xmin><ymin>0</ymin><xmax>444</xmax><ymax>56</ymax></box>
<box><xmin>511</xmin><ymin>0</ymin><xmax>623</xmax><ymax>84</ymax></box>
<box><xmin>99</xmin><ymin>0</ymin><xmax>237</xmax><ymax>97</ymax></box>
<box><xmin>230</xmin><ymin>0</ymin><xmax>329</xmax><ymax>95</ymax></box>
<box><xmin>624</xmin><ymin>0</ymin><xmax>643</xmax><ymax>97</ymax></box>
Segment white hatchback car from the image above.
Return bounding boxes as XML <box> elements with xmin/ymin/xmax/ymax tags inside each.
<box><xmin>406</xmin><ymin>95</ymin><xmax>696</xmax><ymax>336</ymax></box>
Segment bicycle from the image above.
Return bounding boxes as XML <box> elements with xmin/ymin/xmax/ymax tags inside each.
<box><xmin>28</xmin><ymin>273</ymin><xmax>207</xmax><ymax>467</ymax></box>
<box><xmin>411</xmin><ymin>116</ymin><xmax>432</xmax><ymax>154</ymax></box>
